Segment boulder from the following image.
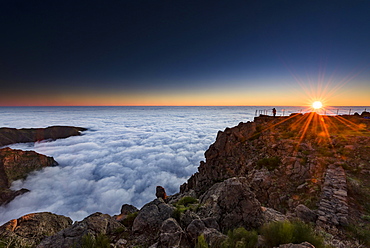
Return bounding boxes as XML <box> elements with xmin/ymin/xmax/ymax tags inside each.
<box><xmin>158</xmin><ymin>218</ymin><xmax>189</xmax><ymax>247</ymax></box>
<box><xmin>295</xmin><ymin>204</ymin><xmax>317</xmax><ymax>223</ymax></box>
<box><xmin>261</xmin><ymin>207</ymin><xmax>287</xmax><ymax>223</ymax></box>
<box><xmin>186</xmin><ymin>219</ymin><xmax>226</xmax><ymax>247</ymax></box>
<box><xmin>198</xmin><ymin>177</ymin><xmax>264</xmax><ymax>231</ymax></box>
<box><xmin>179</xmin><ymin>209</ymin><xmax>200</xmax><ymax>229</ymax></box>
<box><xmin>0</xmin><ymin>212</ymin><xmax>72</xmax><ymax>247</ymax></box>
<box><xmin>186</xmin><ymin>219</ymin><xmax>206</xmax><ymax>242</ymax></box>
<box><xmin>120</xmin><ymin>204</ymin><xmax>138</xmax><ymax>215</ymax></box>
<box><xmin>156</xmin><ymin>186</ymin><xmax>167</xmax><ymax>200</ymax></box>
<box><xmin>132</xmin><ymin>198</ymin><xmax>175</xmax><ymax>237</ymax></box>
<box><xmin>37</xmin><ymin>212</ymin><xmax>124</xmax><ymax>248</ymax></box>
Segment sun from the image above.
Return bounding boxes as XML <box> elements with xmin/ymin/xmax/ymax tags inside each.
<box><xmin>312</xmin><ymin>101</ymin><xmax>323</xmax><ymax>110</ymax></box>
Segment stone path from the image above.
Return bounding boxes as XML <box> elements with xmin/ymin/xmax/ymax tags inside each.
<box><xmin>316</xmin><ymin>164</ymin><xmax>349</xmax><ymax>227</ymax></box>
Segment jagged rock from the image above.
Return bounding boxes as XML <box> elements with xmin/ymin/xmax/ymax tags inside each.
<box><xmin>186</xmin><ymin>219</ymin><xmax>226</xmax><ymax>247</ymax></box>
<box><xmin>0</xmin><ymin>148</ymin><xmax>58</xmax><ymax>205</ymax></box>
<box><xmin>202</xmin><ymin>217</ymin><xmax>220</xmax><ymax>230</ymax></box>
<box><xmin>115</xmin><ymin>203</ymin><xmax>138</xmax><ymax>222</ymax></box>
<box><xmin>115</xmin><ymin>238</ymin><xmax>128</xmax><ymax>248</ymax></box>
<box><xmin>0</xmin><ymin>188</ymin><xmax>30</xmax><ymax>206</ymax></box>
<box><xmin>156</xmin><ymin>186</ymin><xmax>167</xmax><ymax>200</ymax></box>
<box><xmin>0</xmin><ymin>126</ymin><xmax>87</xmax><ymax>147</ymax></box>
<box><xmin>158</xmin><ymin>218</ymin><xmax>189</xmax><ymax>248</ymax></box>
<box><xmin>132</xmin><ymin>198</ymin><xmax>175</xmax><ymax>240</ymax></box>
<box><xmin>0</xmin><ymin>212</ymin><xmax>72</xmax><ymax>247</ymax></box>
<box><xmin>37</xmin><ymin>212</ymin><xmax>124</xmax><ymax>248</ymax></box>
<box><xmin>186</xmin><ymin>219</ymin><xmax>206</xmax><ymax>241</ymax></box>
<box><xmin>276</xmin><ymin>242</ymin><xmax>315</xmax><ymax>248</ymax></box>
<box><xmin>180</xmin><ymin>210</ymin><xmax>200</xmax><ymax>229</ymax></box>
<box><xmin>202</xmin><ymin>227</ymin><xmax>227</xmax><ymax>247</ymax></box>
<box><xmin>120</xmin><ymin>203</ymin><xmax>138</xmax><ymax>215</ymax></box>
<box><xmin>198</xmin><ymin>177</ymin><xmax>264</xmax><ymax>231</ymax></box>
<box><xmin>261</xmin><ymin>207</ymin><xmax>287</xmax><ymax>223</ymax></box>
<box><xmin>295</xmin><ymin>204</ymin><xmax>317</xmax><ymax>223</ymax></box>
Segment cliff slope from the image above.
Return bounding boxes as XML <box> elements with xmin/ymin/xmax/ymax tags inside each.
<box><xmin>0</xmin><ymin>148</ymin><xmax>58</xmax><ymax>205</ymax></box>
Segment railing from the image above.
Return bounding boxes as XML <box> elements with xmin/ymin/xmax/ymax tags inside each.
<box><xmin>254</xmin><ymin>108</ymin><xmax>368</xmax><ymax>117</ymax></box>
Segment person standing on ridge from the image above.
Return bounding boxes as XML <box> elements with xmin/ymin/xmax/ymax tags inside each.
<box><xmin>272</xmin><ymin>108</ymin><xmax>277</xmax><ymax>117</ymax></box>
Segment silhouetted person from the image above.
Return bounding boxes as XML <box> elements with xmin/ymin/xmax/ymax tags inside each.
<box><xmin>272</xmin><ymin>108</ymin><xmax>277</xmax><ymax>117</ymax></box>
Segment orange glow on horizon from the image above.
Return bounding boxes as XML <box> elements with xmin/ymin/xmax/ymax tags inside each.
<box><xmin>0</xmin><ymin>78</ymin><xmax>369</xmax><ymax>107</ymax></box>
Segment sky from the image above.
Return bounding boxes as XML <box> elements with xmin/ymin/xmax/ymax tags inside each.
<box><xmin>0</xmin><ymin>0</ymin><xmax>369</xmax><ymax>106</ymax></box>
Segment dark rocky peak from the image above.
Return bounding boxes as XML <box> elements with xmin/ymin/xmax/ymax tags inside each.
<box><xmin>0</xmin><ymin>126</ymin><xmax>87</xmax><ymax>147</ymax></box>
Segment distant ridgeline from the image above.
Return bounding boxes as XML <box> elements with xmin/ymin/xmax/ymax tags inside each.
<box><xmin>1</xmin><ymin>114</ymin><xmax>370</xmax><ymax>247</ymax></box>
<box><xmin>0</xmin><ymin>126</ymin><xmax>87</xmax><ymax>147</ymax></box>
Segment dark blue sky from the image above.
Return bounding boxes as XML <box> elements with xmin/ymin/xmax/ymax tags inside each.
<box><xmin>1</xmin><ymin>0</ymin><xmax>369</xmax><ymax>106</ymax></box>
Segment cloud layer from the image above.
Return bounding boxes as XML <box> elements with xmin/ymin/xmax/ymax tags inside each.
<box><xmin>0</xmin><ymin>106</ymin><xmax>367</xmax><ymax>224</ymax></box>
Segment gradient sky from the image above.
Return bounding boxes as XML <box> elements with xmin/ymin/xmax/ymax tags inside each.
<box><xmin>1</xmin><ymin>0</ymin><xmax>369</xmax><ymax>106</ymax></box>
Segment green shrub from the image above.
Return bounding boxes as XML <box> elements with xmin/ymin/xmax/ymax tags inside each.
<box><xmin>177</xmin><ymin>196</ymin><xmax>198</xmax><ymax>206</ymax></box>
<box><xmin>172</xmin><ymin>205</ymin><xmax>189</xmax><ymax>222</ymax></box>
<box><xmin>196</xmin><ymin>234</ymin><xmax>209</xmax><ymax>248</ymax></box>
<box><xmin>260</xmin><ymin>220</ymin><xmax>325</xmax><ymax>248</ymax></box>
<box><xmin>345</xmin><ymin>223</ymin><xmax>370</xmax><ymax>246</ymax></box>
<box><xmin>172</xmin><ymin>196</ymin><xmax>200</xmax><ymax>222</ymax></box>
<box><xmin>257</xmin><ymin>157</ymin><xmax>281</xmax><ymax>171</ymax></box>
<box><xmin>80</xmin><ymin>233</ymin><xmax>110</xmax><ymax>248</ymax></box>
<box><xmin>221</xmin><ymin>227</ymin><xmax>258</xmax><ymax>248</ymax></box>
<box><xmin>0</xmin><ymin>236</ymin><xmax>32</xmax><ymax>248</ymax></box>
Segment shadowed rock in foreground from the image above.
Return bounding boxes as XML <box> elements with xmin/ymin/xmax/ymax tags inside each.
<box><xmin>0</xmin><ymin>126</ymin><xmax>87</xmax><ymax>147</ymax></box>
<box><xmin>0</xmin><ymin>212</ymin><xmax>72</xmax><ymax>247</ymax></box>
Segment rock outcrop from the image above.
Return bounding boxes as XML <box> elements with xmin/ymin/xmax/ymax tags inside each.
<box><xmin>37</xmin><ymin>212</ymin><xmax>124</xmax><ymax>248</ymax></box>
<box><xmin>0</xmin><ymin>212</ymin><xmax>72</xmax><ymax>247</ymax></box>
<box><xmin>0</xmin><ymin>126</ymin><xmax>87</xmax><ymax>147</ymax></box>
<box><xmin>198</xmin><ymin>177</ymin><xmax>264</xmax><ymax>231</ymax></box>
<box><xmin>0</xmin><ymin>147</ymin><xmax>58</xmax><ymax>205</ymax></box>
<box><xmin>132</xmin><ymin>198</ymin><xmax>175</xmax><ymax>245</ymax></box>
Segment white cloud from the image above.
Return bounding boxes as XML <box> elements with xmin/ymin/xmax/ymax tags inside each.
<box><xmin>0</xmin><ymin>106</ymin><xmax>314</xmax><ymax>225</ymax></box>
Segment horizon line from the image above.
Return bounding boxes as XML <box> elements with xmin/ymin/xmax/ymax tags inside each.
<box><xmin>1</xmin><ymin>105</ymin><xmax>369</xmax><ymax>107</ymax></box>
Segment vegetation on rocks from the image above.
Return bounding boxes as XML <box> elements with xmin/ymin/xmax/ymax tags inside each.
<box><xmin>79</xmin><ymin>233</ymin><xmax>110</xmax><ymax>248</ymax></box>
<box><xmin>221</xmin><ymin>227</ymin><xmax>258</xmax><ymax>248</ymax></box>
<box><xmin>260</xmin><ymin>220</ymin><xmax>325</xmax><ymax>248</ymax></box>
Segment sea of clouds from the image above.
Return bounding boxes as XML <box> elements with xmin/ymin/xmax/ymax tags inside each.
<box><xmin>0</xmin><ymin>106</ymin><xmax>367</xmax><ymax>225</ymax></box>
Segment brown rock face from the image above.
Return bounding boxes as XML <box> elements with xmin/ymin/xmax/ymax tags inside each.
<box><xmin>198</xmin><ymin>177</ymin><xmax>264</xmax><ymax>232</ymax></box>
<box><xmin>181</xmin><ymin>113</ymin><xmax>370</xmax><ymax>224</ymax></box>
<box><xmin>0</xmin><ymin>212</ymin><xmax>72</xmax><ymax>247</ymax></box>
<box><xmin>0</xmin><ymin>126</ymin><xmax>87</xmax><ymax>147</ymax></box>
<box><xmin>0</xmin><ymin>147</ymin><xmax>58</xmax><ymax>205</ymax></box>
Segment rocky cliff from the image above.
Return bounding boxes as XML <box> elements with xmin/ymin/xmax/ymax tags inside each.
<box><xmin>0</xmin><ymin>125</ymin><xmax>87</xmax><ymax>205</ymax></box>
<box><xmin>1</xmin><ymin>113</ymin><xmax>370</xmax><ymax>248</ymax></box>
<box><xmin>0</xmin><ymin>126</ymin><xmax>87</xmax><ymax>147</ymax></box>
<box><xmin>0</xmin><ymin>148</ymin><xmax>58</xmax><ymax>205</ymax></box>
